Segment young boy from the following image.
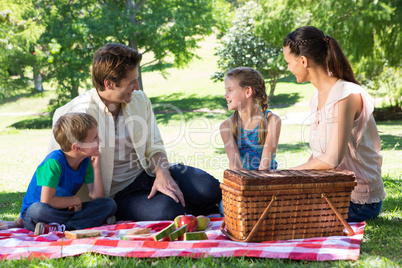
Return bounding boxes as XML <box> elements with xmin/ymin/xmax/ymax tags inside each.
<box><xmin>20</xmin><ymin>113</ymin><xmax>117</xmax><ymax>235</ymax></box>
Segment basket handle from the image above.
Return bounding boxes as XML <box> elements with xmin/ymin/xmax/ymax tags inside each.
<box><xmin>321</xmin><ymin>193</ymin><xmax>355</xmax><ymax>236</ymax></box>
<box><xmin>220</xmin><ymin>195</ymin><xmax>276</xmax><ymax>242</ymax></box>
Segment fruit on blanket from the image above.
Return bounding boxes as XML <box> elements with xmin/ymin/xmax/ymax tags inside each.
<box><xmin>179</xmin><ymin>214</ymin><xmax>198</xmax><ymax>232</ymax></box>
<box><xmin>174</xmin><ymin>215</ymin><xmax>183</xmax><ymax>228</ymax></box>
<box><xmin>195</xmin><ymin>215</ymin><xmax>210</xmax><ymax>231</ymax></box>
<box><xmin>154</xmin><ymin>222</ymin><xmax>175</xmax><ymax>241</ymax></box>
<box><xmin>183</xmin><ymin>231</ymin><xmax>208</xmax><ymax>241</ymax></box>
<box><xmin>169</xmin><ymin>224</ymin><xmax>188</xmax><ymax>241</ymax></box>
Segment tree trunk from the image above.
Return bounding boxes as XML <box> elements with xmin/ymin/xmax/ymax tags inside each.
<box><xmin>33</xmin><ymin>66</ymin><xmax>43</xmax><ymax>92</ymax></box>
<box><xmin>20</xmin><ymin>65</ymin><xmax>25</xmax><ymax>79</ymax></box>
<box><xmin>71</xmin><ymin>85</ymin><xmax>79</xmax><ymax>99</ymax></box>
<box><xmin>268</xmin><ymin>79</ymin><xmax>276</xmax><ymax>102</ymax></box>
<box><xmin>126</xmin><ymin>0</ymin><xmax>145</xmax><ymax>91</ymax></box>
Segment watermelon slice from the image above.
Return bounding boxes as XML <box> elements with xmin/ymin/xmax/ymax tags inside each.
<box><xmin>154</xmin><ymin>222</ymin><xmax>175</xmax><ymax>241</ymax></box>
<box><xmin>183</xmin><ymin>231</ymin><xmax>208</xmax><ymax>240</ymax></box>
<box><xmin>169</xmin><ymin>224</ymin><xmax>187</xmax><ymax>241</ymax></box>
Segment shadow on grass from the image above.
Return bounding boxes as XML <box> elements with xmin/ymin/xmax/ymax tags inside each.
<box><xmin>9</xmin><ymin>115</ymin><xmax>52</xmax><ymax>130</ymax></box>
<box><xmin>362</xmin><ymin>216</ymin><xmax>402</xmax><ymax>261</ymax></box>
<box><xmin>0</xmin><ymin>191</ymin><xmax>24</xmax><ymax>221</ymax></box>
<box><xmin>278</xmin><ymin>75</ymin><xmax>298</xmax><ymax>83</ymax></box>
<box><xmin>380</xmin><ymin>134</ymin><xmax>402</xmax><ymax>150</ymax></box>
<box><xmin>269</xmin><ymin>93</ymin><xmax>302</xmax><ymax>107</ymax></box>
<box><xmin>151</xmin><ymin>93</ymin><xmax>230</xmax><ymax>124</ymax></box>
<box><xmin>151</xmin><ymin>93</ymin><xmax>227</xmax><ymax>111</ymax></box>
<box><xmin>1</xmin><ymin>91</ymin><xmax>45</xmax><ymax>105</ymax></box>
<box><xmin>277</xmin><ymin>142</ymin><xmax>309</xmax><ymax>152</ymax></box>
<box><xmin>278</xmin><ymin>75</ymin><xmax>311</xmax><ymax>85</ymax></box>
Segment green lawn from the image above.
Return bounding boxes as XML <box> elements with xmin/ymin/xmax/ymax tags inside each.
<box><xmin>0</xmin><ymin>35</ymin><xmax>401</xmax><ymax>267</ymax></box>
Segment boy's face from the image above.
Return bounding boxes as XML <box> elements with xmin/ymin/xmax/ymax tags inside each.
<box><xmin>79</xmin><ymin>127</ymin><xmax>101</xmax><ymax>156</ymax></box>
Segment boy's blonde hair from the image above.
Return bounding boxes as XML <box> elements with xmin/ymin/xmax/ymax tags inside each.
<box><xmin>53</xmin><ymin>113</ymin><xmax>98</xmax><ymax>152</ymax></box>
<box><xmin>226</xmin><ymin>67</ymin><xmax>268</xmax><ymax>145</ymax></box>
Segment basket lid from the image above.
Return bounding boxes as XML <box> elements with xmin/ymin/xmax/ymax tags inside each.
<box><xmin>224</xmin><ymin>169</ymin><xmax>356</xmax><ymax>187</ymax></box>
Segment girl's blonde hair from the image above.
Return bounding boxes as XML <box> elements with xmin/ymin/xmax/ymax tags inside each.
<box><xmin>226</xmin><ymin>67</ymin><xmax>268</xmax><ymax>145</ymax></box>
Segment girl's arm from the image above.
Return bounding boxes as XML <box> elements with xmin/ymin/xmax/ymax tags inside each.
<box><xmin>259</xmin><ymin>113</ymin><xmax>282</xmax><ymax>170</ymax></box>
<box><xmin>41</xmin><ymin>186</ymin><xmax>82</xmax><ymax>210</ymax></box>
<box><xmin>86</xmin><ymin>154</ymin><xmax>104</xmax><ymax>199</ymax></box>
<box><xmin>220</xmin><ymin>118</ymin><xmax>243</xmax><ymax>170</ymax></box>
<box><xmin>292</xmin><ymin>93</ymin><xmax>362</xmax><ymax>170</ymax></box>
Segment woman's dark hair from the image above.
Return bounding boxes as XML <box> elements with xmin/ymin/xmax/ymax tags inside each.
<box><xmin>283</xmin><ymin>26</ymin><xmax>359</xmax><ymax>85</ymax></box>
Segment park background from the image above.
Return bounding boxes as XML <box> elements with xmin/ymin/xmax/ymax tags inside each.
<box><xmin>0</xmin><ymin>0</ymin><xmax>401</xmax><ymax>267</ymax></box>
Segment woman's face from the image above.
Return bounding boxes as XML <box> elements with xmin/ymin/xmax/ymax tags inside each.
<box><xmin>283</xmin><ymin>46</ymin><xmax>307</xmax><ymax>83</ymax></box>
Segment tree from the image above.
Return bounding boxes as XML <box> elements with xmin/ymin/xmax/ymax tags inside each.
<box><xmin>212</xmin><ymin>1</ymin><xmax>286</xmax><ymax>101</ymax></box>
<box><xmin>0</xmin><ymin>1</ymin><xmax>44</xmax><ymax>97</ymax></box>
<box><xmin>38</xmin><ymin>0</ymin><xmax>215</xmax><ymax>109</ymax></box>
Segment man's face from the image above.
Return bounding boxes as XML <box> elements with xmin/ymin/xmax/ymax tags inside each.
<box><xmin>109</xmin><ymin>67</ymin><xmax>140</xmax><ymax>104</ymax></box>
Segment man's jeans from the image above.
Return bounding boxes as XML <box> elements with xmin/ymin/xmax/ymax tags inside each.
<box><xmin>113</xmin><ymin>164</ymin><xmax>222</xmax><ymax>221</ymax></box>
<box><xmin>347</xmin><ymin>201</ymin><xmax>382</xmax><ymax>222</ymax></box>
<box><xmin>23</xmin><ymin>198</ymin><xmax>117</xmax><ymax>231</ymax></box>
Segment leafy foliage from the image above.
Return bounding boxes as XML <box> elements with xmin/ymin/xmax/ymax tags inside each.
<box><xmin>0</xmin><ymin>0</ymin><xmax>44</xmax><ymax>98</ymax></box>
<box><xmin>212</xmin><ymin>1</ymin><xmax>287</xmax><ymax>100</ymax></box>
<box><xmin>257</xmin><ymin>0</ymin><xmax>401</xmax><ymax>84</ymax></box>
<box><xmin>369</xmin><ymin>66</ymin><xmax>402</xmax><ymax>108</ymax></box>
<box><xmin>33</xmin><ymin>0</ymin><xmax>216</xmax><ymax>109</ymax></box>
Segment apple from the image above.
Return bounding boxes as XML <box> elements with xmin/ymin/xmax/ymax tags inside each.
<box><xmin>179</xmin><ymin>214</ymin><xmax>198</xmax><ymax>232</ymax></box>
<box><xmin>196</xmin><ymin>215</ymin><xmax>210</xmax><ymax>231</ymax></box>
<box><xmin>174</xmin><ymin>215</ymin><xmax>183</xmax><ymax>228</ymax></box>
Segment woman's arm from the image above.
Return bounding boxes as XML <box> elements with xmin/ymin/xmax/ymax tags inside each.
<box><xmin>86</xmin><ymin>154</ymin><xmax>104</xmax><ymax>200</ymax></box>
<box><xmin>292</xmin><ymin>93</ymin><xmax>362</xmax><ymax>170</ymax></box>
<box><xmin>259</xmin><ymin>113</ymin><xmax>282</xmax><ymax>170</ymax></box>
<box><xmin>220</xmin><ymin>118</ymin><xmax>243</xmax><ymax>170</ymax></box>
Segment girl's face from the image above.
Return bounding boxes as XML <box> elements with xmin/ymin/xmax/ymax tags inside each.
<box><xmin>283</xmin><ymin>46</ymin><xmax>307</xmax><ymax>83</ymax></box>
<box><xmin>224</xmin><ymin>77</ymin><xmax>248</xmax><ymax>111</ymax></box>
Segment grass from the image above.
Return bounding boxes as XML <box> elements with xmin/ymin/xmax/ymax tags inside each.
<box><xmin>0</xmin><ymin>35</ymin><xmax>401</xmax><ymax>266</ymax></box>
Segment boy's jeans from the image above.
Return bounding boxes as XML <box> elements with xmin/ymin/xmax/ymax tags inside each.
<box><xmin>23</xmin><ymin>198</ymin><xmax>117</xmax><ymax>231</ymax></box>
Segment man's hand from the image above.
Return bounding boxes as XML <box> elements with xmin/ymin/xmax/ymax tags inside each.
<box><xmin>148</xmin><ymin>168</ymin><xmax>185</xmax><ymax>207</ymax></box>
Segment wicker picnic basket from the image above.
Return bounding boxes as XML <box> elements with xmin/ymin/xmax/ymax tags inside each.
<box><xmin>220</xmin><ymin>169</ymin><xmax>357</xmax><ymax>242</ymax></box>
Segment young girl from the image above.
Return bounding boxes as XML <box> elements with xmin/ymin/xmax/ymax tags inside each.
<box><xmin>283</xmin><ymin>26</ymin><xmax>386</xmax><ymax>222</ymax></box>
<box><xmin>220</xmin><ymin>67</ymin><xmax>281</xmax><ymax>171</ymax></box>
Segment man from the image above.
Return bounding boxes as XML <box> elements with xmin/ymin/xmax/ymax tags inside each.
<box><xmin>47</xmin><ymin>43</ymin><xmax>221</xmax><ymax>221</ymax></box>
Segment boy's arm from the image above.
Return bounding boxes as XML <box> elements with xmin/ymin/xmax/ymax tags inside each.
<box><xmin>37</xmin><ymin>157</ymin><xmax>82</xmax><ymax>211</ymax></box>
<box><xmin>86</xmin><ymin>154</ymin><xmax>104</xmax><ymax>199</ymax></box>
<box><xmin>41</xmin><ymin>186</ymin><xmax>82</xmax><ymax>210</ymax></box>
<box><xmin>220</xmin><ymin>119</ymin><xmax>243</xmax><ymax>170</ymax></box>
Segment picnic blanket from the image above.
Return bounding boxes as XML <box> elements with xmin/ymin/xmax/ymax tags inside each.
<box><xmin>0</xmin><ymin>217</ymin><xmax>365</xmax><ymax>261</ymax></box>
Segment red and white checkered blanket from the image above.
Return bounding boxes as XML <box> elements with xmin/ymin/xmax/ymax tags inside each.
<box><xmin>0</xmin><ymin>217</ymin><xmax>365</xmax><ymax>261</ymax></box>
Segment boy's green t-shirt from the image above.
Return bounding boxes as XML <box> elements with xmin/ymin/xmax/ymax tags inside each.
<box><xmin>20</xmin><ymin>149</ymin><xmax>94</xmax><ymax>217</ymax></box>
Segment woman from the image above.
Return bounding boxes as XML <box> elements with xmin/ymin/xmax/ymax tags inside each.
<box><xmin>283</xmin><ymin>26</ymin><xmax>386</xmax><ymax>222</ymax></box>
